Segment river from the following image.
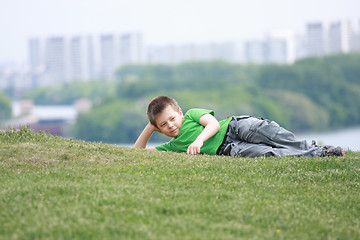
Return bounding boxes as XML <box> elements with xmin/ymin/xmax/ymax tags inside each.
<box><xmin>296</xmin><ymin>127</ymin><xmax>360</xmax><ymax>151</ymax></box>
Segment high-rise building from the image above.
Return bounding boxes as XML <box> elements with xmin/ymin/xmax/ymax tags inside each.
<box><xmin>69</xmin><ymin>37</ymin><xmax>82</xmax><ymax>80</ymax></box>
<box><xmin>351</xmin><ymin>31</ymin><xmax>360</xmax><ymax>51</ymax></box>
<box><xmin>119</xmin><ymin>32</ymin><xmax>144</xmax><ymax>65</ymax></box>
<box><xmin>69</xmin><ymin>36</ymin><xmax>95</xmax><ymax>81</ymax></box>
<box><xmin>100</xmin><ymin>32</ymin><xmax>144</xmax><ymax>79</ymax></box>
<box><xmin>294</xmin><ymin>34</ymin><xmax>307</xmax><ymax>60</ymax></box>
<box><xmin>28</xmin><ymin>39</ymin><xmax>42</xmax><ymax>72</ymax></box>
<box><xmin>20</xmin><ymin>19</ymin><xmax>360</xmax><ymax>92</ymax></box>
<box><xmin>306</xmin><ymin>22</ymin><xmax>327</xmax><ymax>57</ymax></box>
<box><xmin>350</xmin><ymin>20</ymin><xmax>360</xmax><ymax>52</ymax></box>
<box><xmin>327</xmin><ymin>20</ymin><xmax>353</xmax><ymax>54</ymax></box>
<box><xmin>243</xmin><ymin>31</ymin><xmax>295</xmax><ymax>65</ymax></box>
<box><xmin>45</xmin><ymin>37</ymin><xmax>68</xmax><ymax>84</ymax></box>
<box><xmin>29</xmin><ymin>36</ymin><xmax>97</xmax><ymax>86</ymax></box>
<box><xmin>268</xmin><ymin>30</ymin><xmax>295</xmax><ymax>64</ymax></box>
<box><xmin>28</xmin><ymin>38</ymin><xmax>44</xmax><ymax>87</ymax></box>
<box><xmin>305</xmin><ymin>20</ymin><xmax>358</xmax><ymax>57</ymax></box>
<box><xmin>100</xmin><ymin>34</ymin><xmax>117</xmax><ymax>79</ymax></box>
<box><xmin>28</xmin><ymin>32</ymin><xmax>145</xmax><ymax>84</ymax></box>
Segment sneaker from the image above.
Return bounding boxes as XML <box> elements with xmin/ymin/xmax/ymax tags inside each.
<box><xmin>321</xmin><ymin>145</ymin><xmax>345</xmax><ymax>157</ymax></box>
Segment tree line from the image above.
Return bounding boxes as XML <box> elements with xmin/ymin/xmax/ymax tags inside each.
<box><xmin>21</xmin><ymin>53</ymin><xmax>360</xmax><ymax>143</ymax></box>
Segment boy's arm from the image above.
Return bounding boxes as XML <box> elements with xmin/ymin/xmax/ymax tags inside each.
<box><xmin>133</xmin><ymin>122</ymin><xmax>158</xmax><ymax>150</ymax></box>
<box><xmin>187</xmin><ymin>113</ymin><xmax>220</xmax><ymax>155</ymax></box>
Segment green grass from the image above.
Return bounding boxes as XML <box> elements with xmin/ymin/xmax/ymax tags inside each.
<box><xmin>1</xmin><ymin>127</ymin><xmax>360</xmax><ymax>240</ymax></box>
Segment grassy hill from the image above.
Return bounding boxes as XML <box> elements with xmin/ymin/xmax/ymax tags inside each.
<box><xmin>1</xmin><ymin>127</ymin><xmax>360</xmax><ymax>239</ymax></box>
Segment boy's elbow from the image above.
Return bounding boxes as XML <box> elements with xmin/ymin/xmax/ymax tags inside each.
<box><xmin>133</xmin><ymin>142</ymin><xmax>146</xmax><ymax>149</ymax></box>
<box><xmin>208</xmin><ymin>120</ymin><xmax>220</xmax><ymax>132</ymax></box>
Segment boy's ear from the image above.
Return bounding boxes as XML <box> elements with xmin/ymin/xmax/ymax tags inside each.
<box><xmin>179</xmin><ymin>108</ymin><xmax>183</xmax><ymax>117</ymax></box>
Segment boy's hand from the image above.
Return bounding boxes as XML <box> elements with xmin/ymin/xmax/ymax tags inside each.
<box><xmin>187</xmin><ymin>139</ymin><xmax>203</xmax><ymax>155</ymax></box>
<box><xmin>186</xmin><ymin>113</ymin><xmax>220</xmax><ymax>155</ymax></box>
<box><xmin>153</xmin><ymin>126</ymin><xmax>161</xmax><ymax>133</ymax></box>
<box><xmin>148</xmin><ymin>122</ymin><xmax>160</xmax><ymax>133</ymax></box>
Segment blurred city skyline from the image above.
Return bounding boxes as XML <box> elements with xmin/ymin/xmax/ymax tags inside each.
<box><xmin>1</xmin><ymin>0</ymin><xmax>359</xmax><ymax>64</ymax></box>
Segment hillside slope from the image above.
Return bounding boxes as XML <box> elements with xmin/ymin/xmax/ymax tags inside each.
<box><xmin>1</xmin><ymin>128</ymin><xmax>360</xmax><ymax>239</ymax></box>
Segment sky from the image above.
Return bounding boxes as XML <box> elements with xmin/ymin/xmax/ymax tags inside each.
<box><xmin>0</xmin><ymin>0</ymin><xmax>359</xmax><ymax>64</ymax></box>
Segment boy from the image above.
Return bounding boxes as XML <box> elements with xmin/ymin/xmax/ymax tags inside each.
<box><xmin>134</xmin><ymin>96</ymin><xmax>345</xmax><ymax>157</ymax></box>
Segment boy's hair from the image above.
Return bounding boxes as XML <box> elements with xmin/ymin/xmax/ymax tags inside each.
<box><xmin>147</xmin><ymin>96</ymin><xmax>180</xmax><ymax>126</ymax></box>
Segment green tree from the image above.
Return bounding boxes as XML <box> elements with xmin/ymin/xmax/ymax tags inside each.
<box><xmin>24</xmin><ymin>81</ymin><xmax>116</xmax><ymax>105</ymax></box>
<box><xmin>72</xmin><ymin>100</ymin><xmax>165</xmax><ymax>143</ymax></box>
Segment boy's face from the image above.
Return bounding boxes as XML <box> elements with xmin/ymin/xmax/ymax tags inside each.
<box><xmin>154</xmin><ymin>105</ymin><xmax>183</xmax><ymax>138</ymax></box>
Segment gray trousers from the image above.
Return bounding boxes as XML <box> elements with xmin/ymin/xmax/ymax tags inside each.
<box><xmin>218</xmin><ymin>116</ymin><xmax>322</xmax><ymax>158</ymax></box>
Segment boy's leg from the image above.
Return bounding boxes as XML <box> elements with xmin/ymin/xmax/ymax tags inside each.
<box><xmin>222</xmin><ymin>141</ymin><xmax>319</xmax><ymax>158</ymax></box>
<box><xmin>227</xmin><ymin>117</ymin><xmax>322</xmax><ymax>157</ymax></box>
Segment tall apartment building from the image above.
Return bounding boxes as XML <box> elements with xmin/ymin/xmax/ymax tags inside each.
<box><xmin>244</xmin><ymin>31</ymin><xmax>294</xmax><ymax>65</ymax></box>
<box><xmin>28</xmin><ymin>39</ymin><xmax>42</xmax><ymax>72</ymax></box>
<box><xmin>100</xmin><ymin>34</ymin><xmax>117</xmax><ymax>80</ymax></box>
<box><xmin>351</xmin><ymin>30</ymin><xmax>360</xmax><ymax>51</ymax></box>
<box><xmin>305</xmin><ymin>20</ymin><xmax>359</xmax><ymax>57</ymax></box>
<box><xmin>100</xmin><ymin>32</ymin><xmax>144</xmax><ymax>79</ymax></box>
<box><xmin>294</xmin><ymin>34</ymin><xmax>308</xmax><ymax>60</ymax></box>
<box><xmin>45</xmin><ymin>37</ymin><xmax>68</xmax><ymax>84</ymax></box>
<box><xmin>306</xmin><ymin>22</ymin><xmax>327</xmax><ymax>57</ymax></box>
<box><xmin>349</xmin><ymin>20</ymin><xmax>360</xmax><ymax>52</ymax></box>
<box><xmin>268</xmin><ymin>30</ymin><xmax>295</xmax><ymax>64</ymax></box>
<box><xmin>21</xmin><ymin>19</ymin><xmax>360</xmax><ymax>92</ymax></box>
<box><xmin>28</xmin><ymin>33</ymin><xmax>144</xmax><ymax>85</ymax></box>
<box><xmin>28</xmin><ymin>38</ymin><xmax>43</xmax><ymax>87</ymax></box>
<box><xmin>327</xmin><ymin>20</ymin><xmax>353</xmax><ymax>54</ymax></box>
<box><xmin>29</xmin><ymin>36</ymin><xmax>96</xmax><ymax>86</ymax></box>
<box><xmin>119</xmin><ymin>32</ymin><xmax>144</xmax><ymax>65</ymax></box>
<box><xmin>69</xmin><ymin>36</ymin><xmax>95</xmax><ymax>81</ymax></box>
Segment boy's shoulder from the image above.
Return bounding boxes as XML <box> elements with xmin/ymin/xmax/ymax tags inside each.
<box><xmin>185</xmin><ymin>108</ymin><xmax>215</xmax><ymax>119</ymax></box>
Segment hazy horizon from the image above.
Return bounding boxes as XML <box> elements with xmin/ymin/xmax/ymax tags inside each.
<box><xmin>1</xmin><ymin>0</ymin><xmax>359</xmax><ymax>64</ymax></box>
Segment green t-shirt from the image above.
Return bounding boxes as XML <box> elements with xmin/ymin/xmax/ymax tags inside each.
<box><xmin>155</xmin><ymin>108</ymin><xmax>232</xmax><ymax>155</ymax></box>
